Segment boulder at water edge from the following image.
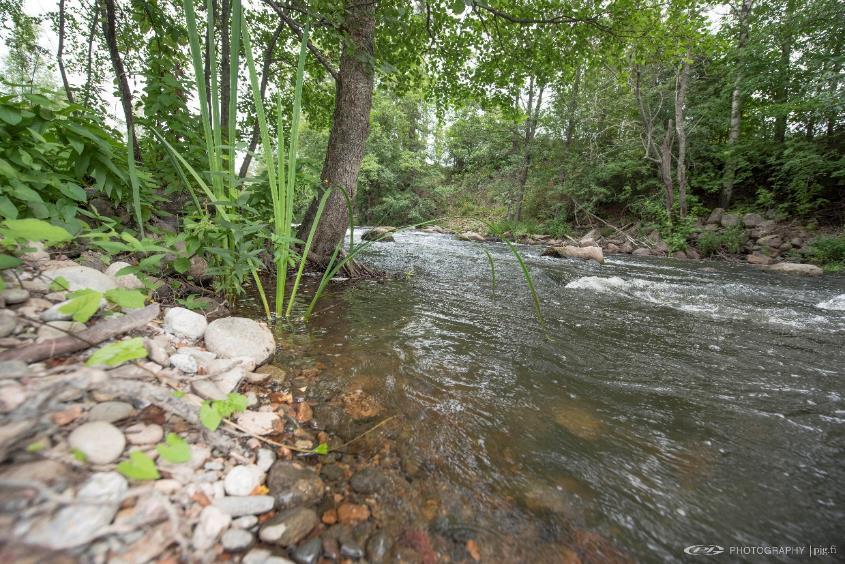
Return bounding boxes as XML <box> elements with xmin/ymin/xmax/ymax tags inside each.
<box><xmin>204</xmin><ymin>317</ymin><xmax>275</xmax><ymax>365</ymax></box>
<box><xmin>457</xmin><ymin>231</ymin><xmax>486</xmax><ymax>242</ymax></box>
<box><xmin>764</xmin><ymin>262</ymin><xmax>823</xmax><ymax>276</ymax></box>
<box><xmin>163</xmin><ymin>307</ymin><xmax>208</xmax><ymax>341</ymax></box>
<box><xmin>545</xmin><ymin>245</ymin><xmax>604</xmax><ymax>264</ymax></box>
<box><xmin>362</xmin><ymin>226</ymin><xmax>396</xmax><ymax>242</ymax></box>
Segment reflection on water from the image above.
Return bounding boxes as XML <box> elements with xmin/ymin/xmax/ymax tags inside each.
<box><xmin>270</xmin><ymin>230</ymin><xmax>845</xmax><ymax>561</ymax></box>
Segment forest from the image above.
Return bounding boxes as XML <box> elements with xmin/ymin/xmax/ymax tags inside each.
<box><xmin>0</xmin><ymin>0</ymin><xmax>843</xmax><ymax>562</ymax></box>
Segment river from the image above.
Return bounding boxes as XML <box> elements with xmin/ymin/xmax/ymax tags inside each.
<box><xmin>269</xmin><ymin>229</ymin><xmax>845</xmax><ymax>562</ymax></box>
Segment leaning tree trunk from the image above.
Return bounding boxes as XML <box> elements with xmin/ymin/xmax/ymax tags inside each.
<box><xmin>57</xmin><ymin>0</ymin><xmax>74</xmax><ymax>103</ymax></box>
<box><xmin>99</xmin><ymin>0</ymin><xmax>142</xmax><ymax>162</ymax></box>
<box><xmin>298</xmin><ymin>0</ymin><xmax>376</xmax><ymax>261</ymax></box>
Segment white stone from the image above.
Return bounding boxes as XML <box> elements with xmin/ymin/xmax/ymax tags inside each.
<box><xmin>0</xmin><ymin>383</ymin><xmax>26</xmax><ymax>412</ymax></box>
<box><xmin>192</xmin><ymin>379</ymin><xmax>227</xmax><ymax>400</ymax></box>
<box><xmin>256</xmin><ymin>449</ymin><xmax>276</xmax><ymax>473</ymax></box>
<box><xmin>125</xmin><ymin>423</ymin><xmax>164</xmax><ymax>445</ymax></box>
<box><xmin>163</xmin><ymin>307</ymin><xmax>208</xmax><ymax>341</ymax></box>
<box><xmin>235</xmin><ymin>411</ymin><xmax>279</xmax><ymax>436</ymax></box>
<box><xmin>68</xmin><ymin>421</ymin><xmax>126</xmax><ymax>464</ymax></box>
<box><xmin>105</xmin><ymin>261</ymin><xmax>145</xmax><ymax>289</ymax></box>
<box><xmin>204</xmin><ymin>317</ymin><xmax>275</xmax><ymax>365</ymax></box>
<box><xmin>224</xmin><ymin>465</ymin><xmax>265</xmax><ymax>496</ymax></box>
<box><xmin>192</xmin><ymin>505</ymin><xmax>231</xmax><ymax>550</ymax></box>
<box><xmin>89</xmin><ymin>401</ymin><xmax>135</xmax><ymax>423</ymax></box>
<box><xmin>222</xmin><ymin>528</ymin><xmax>254</xmax><ymax>552</ymax></box>
<box><xmin>213</xmin><ymin>366</ymin><xmax>246</xmax><ymax>394</ymax></box>
<box><xmin>170</xmin><ymin>353</ymin><xmax>198</xmax><ymax>374</ymax></box>
<box><xmin>42</xmin><ymin>265</ymin><xmax>117</xmax><ymax>292</ymax></box>
<box><xmin>24</xmin><ymin>472</ymin><xmax>127</xmax><ymax>549</ymax></box>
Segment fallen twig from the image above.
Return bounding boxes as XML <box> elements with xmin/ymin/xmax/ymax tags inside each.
<box><xmin>0</xmin><ymin>304</ymin><xmax>160</xmax><ymax>363</ymax></box>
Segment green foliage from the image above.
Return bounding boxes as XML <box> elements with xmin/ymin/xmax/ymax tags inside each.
<box><xmin>0</xmin><ymin>93</ymin><xmax>155</xmax><ymax>232</ymax></box>
<box><xmin>155</xmin><ymin>433</ymin><xmax>191</xmax><ymax>463</ymax></box>
<box><xmin>806</xmin><ymin>234</ymin><xmax>845</xmax><ymax>271</ymax></box>
<box><xmin>59</xmin><ymin>289</ymin><xmax>102</xmax><ymax>323</ymax></box>
<box><xmin>697</xmin><ymin>227</ymin><xmax>745</xmax><ymax>256</ymax></box>
<box><xmin>1</xmin><ymin>218</ymin><xmax>72</xmax><ymax>246</ymax></box>
<box><xmin>116</xmin><ymin>451</ymin><xmax>160</xmax><ymax>481</ymax></box>
<box><xmin>199</xmin><ymin>392</ymin><xmax>248</xmax><ymax>431</ymax></box>
<box><xmin>86</xmin><ymin>337</ymin><xmax>148</xmax><ymax>367</ymax></box>
<box><xmin>104</xmin><ymin>288</ymin><xmax>146</xmax><ymax>310</ymax></box>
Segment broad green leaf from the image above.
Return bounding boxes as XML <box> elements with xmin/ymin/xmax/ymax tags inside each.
<box><xmin>59</xmin><ymin>289</ymin><xmax>102</xmax><ymax>323</ymax></box>
<box><xmin>116</xmin><ymin>451</ymin><xmax>160</xmax><ymax>480</ymax></box>
<box><xmin>311</xmin><ymin>443</ymin><xmax>329</xmax><ymax>455</ymax></box>
<box><xmin>59</xmin><ymin>182</ymin><xmax>87</xmax><ymax>202</ymax></box>
<box><xmin>0</xmin><ymin>196</ymin><xmax>17</xmax><ymax>219</ymax></box>
<box><xmin>104</xmin><ymin>288</ymin><xmax>146</xmax><ymax>309</ymax></box>
<box><xmin>2</xmin><ymin>218</ymin><xmax>72</xmax><ymax>246</ymax></box>
<box><xmin>0</xmin><ymin>254</ymin><xmax>22</xmax><ymax>270</ymax></box>
<box><xmin>71</xmin><ymin>448</ymin><xmax>88</xmax><ymax>462</ymax></box>
<box><xmin>172</xmin><ymin>257</ymin><xmax>190</xmax><ymax>273</ymax></box>
<box><xmin>171</xmin><ymin>390</ymin><xmax>186</xmax><ymax>398</ymax></box>
<box><xmin>0</xmin><ymin>106</ymin><xmax>21</xmax><ymax>125</ymax></box>
<box><xmin>26</xmin><ymin>440</ymin><xmax>47</xmax><ymax>453</ymax></box>
<box><xmin>86</xmin><ymin>337</ymin><xmax>148</xmax><ymax>367</ymax></box>
<box><xmin>49</xmin><ymin>276</ymin><xmax>70</xmax><ymax>291</ymax></box>
<box><xmin>155</xmin><ymin>433</ymin><xmax>192</xmax><ymax>463</ymax></box>
<box><xmin>199</xmin><ymin>400</ymin><xmax>222</xmax><ymax>431</ymax></box>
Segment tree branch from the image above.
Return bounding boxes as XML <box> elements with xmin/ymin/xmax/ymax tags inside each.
<box><xmin>264</xmin><ymin>0</ymin><xmax>339</xmax><ymax>81</ymax></box>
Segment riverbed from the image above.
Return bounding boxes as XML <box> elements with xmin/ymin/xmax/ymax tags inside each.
<box><xmin>270</xmin><ymin>229</ymin><xmax>845</xmax><ymax>562</ymax></box>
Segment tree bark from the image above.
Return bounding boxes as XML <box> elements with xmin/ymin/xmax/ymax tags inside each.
<box><xmin>83</xmin><ymin>5</ymin><xmax>99</xmax><ymax>108</ymax></box>
<box><xmin>298</xmin><ymin>0</ymin><xmax>376</xmax><ymax>260</ymax></box>
<box><xmin>510</xmin><ymin>78</ymin><xmax>544</xmax><ymax>222</ymax></box>
<box><xmin>660</xmin><ymin>119</ymin><xmax>675</xmax><ymax>216</ymax></box>
<box><xmin>720</xmin><ymin>0</ymin><xmax>753</xmax><ymax>208</ymax></box>
<box><xmin>99</xmin><ymin>0</ymin><xmax>142</xmax><ymax>162</ymax></box>
<box><xmin>57</xmin><ymin>0</ymin><xmax>74</xmax><ymax>103</ymax></box>
<box><xmin>674</xmin><ymin>57</ymin><xmax>690</xmax><ymax>219</ymax></box>
<box><xmin>238</xmin><ymin>23</ymin><xmax>283</xmax><ymax>178</ymax></box>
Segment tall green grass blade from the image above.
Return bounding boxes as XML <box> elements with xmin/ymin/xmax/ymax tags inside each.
<box><xmin>501</xmin><ymin>239</ymin><xmax>544</xmax><ymax>328</ymax></box>
<box><xmin>207</xmin><ymin>0</ymin><xmax>222</xmax><ymax>198</ymax></box>
<box><xmin>275</xmin><ymin>95</ymin><xmax>288</xmax><ymax>316</ymax></box>
<box><xmin>181</xmin><ymin>0</ymin><xmax>219</xmax><ymax>201</ymax></box>
<box><xmin>482</xmin><ymin>247</ymin><xmax>495</xmax><ymax>297</ymax></box>
<box><xmin>251</xmin><ymin>268</ymin><xmax>270</xmax><ymax>321</ymax></box>
<box><xmin>285</xmin><ymin>25</ymin><xmax>308</xmax><ymax>235</ymax></box>
<box><xmin>227</xmin><ymin>0</ymin><xmax>241</xmax><ymax>198</ymax></box>
<box><xmin>152</xmin><ymin>129</ymin><xmax>229</xmax><ymax>221</ymax></box>
<box><xmin>286</xmin><ymin>187</ymin><xmax>331</xmax><ymax>318</ymax></box>
<box><xmin>126</xmin><ymin>132</ymin><xmax>143</xmax><ymax>237</ymax></box>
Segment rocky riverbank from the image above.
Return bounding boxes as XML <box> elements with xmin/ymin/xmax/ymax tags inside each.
<box><xmin>407</xmin><ymin>214</ymin><xmax>831</xmax><ymax>275</ymax></box>
<box><xmin>0</xmin><ymin>247</ymin><xmax>419</xmax><ymax>563</ymax></box>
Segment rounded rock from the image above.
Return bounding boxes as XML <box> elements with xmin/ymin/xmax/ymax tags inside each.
<box><xmin>0</xmin><ymin>312</ymin><xmax>16</xmax><ymax>338</ymax></box>
<box><xmin>221</xmin><ymin>528</ymin><xmax>255</xmax><ymax>552</ymax></box>
<box><xmin>68</xmin><ymin>421</ymin><xmax>125</xmax><ymax>464</ymax></box>
<box><xmin>125</xmin><ymin>423</ymin><xmax>164</xmax><ymax>445</ymax></box>
<box><xmin>105</xmin><ymin>261</ymin><xmax>145</xmax><ymax>290</ymax></box>
<box><xmin>224</xmin><ymin>465</ymin><xmax>265</xmax><ymax>497</ymax></box>
<box><xmin>1</xmin><ymin>288</ymin><xmax>30</xmax><ymax>305</ymax></box>
<box><xmin>204</xmin><ymin>317</ymin><xmax>275</xmax><ymax>365</ymax></box>
<box><xmin>42</xmin><ymin>266</ymin><xmax>117</xmax><ymax>293</ymax></box>
<box><xmin>88</xmin><ymin>401</ymin><xmax>135</xmax><ymax>423</ymax></box>
<box><xmin>258</xmin><ymin>507</ymin><xmax>317</xmax><ymax>546</ymax></box>
<box><xmin>163</xmin><ymin>307</ymin><xmax>208</xmax><ymax>341</ymax></box>
<box><xmin>266</xmin><ymin>461</ymin><xmax>325</xmax><ymax>509</ymax></box>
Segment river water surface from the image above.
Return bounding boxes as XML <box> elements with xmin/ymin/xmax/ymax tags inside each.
<box><xmin>271</xmin><ymin>229</ymin><xmax>845</xmax><ymax>562</ymax></box>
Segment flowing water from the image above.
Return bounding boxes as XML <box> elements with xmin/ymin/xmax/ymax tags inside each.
<box><xmin>269</xmin><ymin>229</ymin><xmax>845</xmax><ymax>562</ymax></box>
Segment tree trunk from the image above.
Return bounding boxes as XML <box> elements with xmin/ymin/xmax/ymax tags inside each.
<box><xmin>720</xmin><ymin>0</ymin><xmax>753</xmax><ymax>208</ymax></box>
<box><xmin>660</xmin><ymin>119</ymin><xmax>675</xmax><ymax>217</ymax></box>
<box><xmin>773</xmin><ymin>0</ymin><xmax>794</xmax><ymax>144</ymax></box>
<box><xmin>511</xmin><ymin>79</ymin><xmax>544</xmax><ymax>222</ymax></box>
<box><xmin>238</xmin><ymin>23</ymin><xmax>283</xmax><ymax>178</ymax></box>
<box><xmin>674</xmin><ymin>57</ymin><xmax>690</xmax><ymax>219</ymax></box>
<box><xmin>99</xmin><ymin>0</ymin><xmax>142</xmax><ymax>162</ymax></box>
<box><xmin>83</xmin><ymin>5</ymin><xmax>98</xmax><ymax>108</ymax></box>
<box><xmin>57</xmin><ymin>0</ymin><xmax>74</xmax><ymax>103</ymax></box>
<box><xmin>298</xmin><ymin>0</ymin><xmax>376</xmax><ymax>261</ymax></box>
<box><xmin>565</xmin><ymin>66</ymin><xmax>581</xmax><ymax>148</ymax></box>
